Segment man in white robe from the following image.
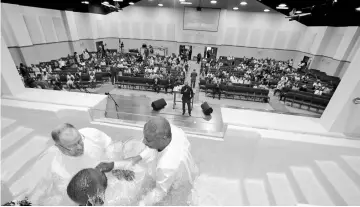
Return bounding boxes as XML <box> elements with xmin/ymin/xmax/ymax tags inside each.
<box><xmin>127</xmin><ymin>117</ymin><xmax>199</xmax><ymax>206</ymax></box>
<box><xmin>27</xmin><ymin>123</ymin><xmax>131</xmax><ymax>205</ymax></box>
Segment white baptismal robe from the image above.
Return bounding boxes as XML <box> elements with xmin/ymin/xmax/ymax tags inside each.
<box><xmin>143</xmin><ymin>125</ymin><xmax>199</xmax><ymax>205</ymax></box>
<box><xmin>34</xmin><ymin>128</ymin><xmax>112</xmax><ymax>205</ymax></box>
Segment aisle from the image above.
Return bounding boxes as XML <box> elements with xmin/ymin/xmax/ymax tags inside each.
<box><xmin>184</xmin><ymin>61</ymin><xmax>201</xmax><ymax>103</ymax></box>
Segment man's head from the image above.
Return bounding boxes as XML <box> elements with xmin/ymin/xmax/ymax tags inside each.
<box><xmin>67</xmin><ymin>168</ymin><xmax>107</xmax><ymax>206</ymax></box>
<box><xmin>184</xmin><ymin>82</ymin><xmax>189</xmax><ymax>86</ymax></box>
<box><xmin>51</xmin><ymin>123</ymin><xmax>85</xmax><ymax>157</ymax></box>
<box><xmin>143</xmin><ymin>117</ymin><xmax>172</xmax><ymax>151</ymax></box>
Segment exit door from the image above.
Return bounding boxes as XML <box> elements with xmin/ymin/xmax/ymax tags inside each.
<box><xmin>204</xmin><ymin>47</ymin><xmax>217</xmax><ymax>59</ymax></box>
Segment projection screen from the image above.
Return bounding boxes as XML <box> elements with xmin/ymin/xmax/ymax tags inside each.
<box><xmin>183</xmin><ymin>7</ymin><xmax>221</xmax><ymax>32</ymax></box>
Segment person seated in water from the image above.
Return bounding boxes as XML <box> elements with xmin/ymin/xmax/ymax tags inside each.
<box><xmin>26</xmin><ymin>124</ymin><xmax>136</xmax><ymax>206</ymax></box>
<box><xmin>67</xmin><ymin>139</ymin><xmax>157</xmax><ymax>206</ymax></box>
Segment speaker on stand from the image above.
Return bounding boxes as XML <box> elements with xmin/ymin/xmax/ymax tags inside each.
<box><xmin>201</xmin><ymin>102</ymin><xmax>213</xmax><ymax>116</ymax></box>
<box><xmin>151</xmin><ymin>98</ymin><xmax>167</xmax><ymax>111</ymax></box>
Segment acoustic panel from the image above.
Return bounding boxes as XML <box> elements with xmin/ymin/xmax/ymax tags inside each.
<box><xmin>39</xmin><ymin>16</ymin><xmax>58</xmax><ymax>43</ymax></box>
<box><xmin>286</xmin><ymin>31</ymin><xmax>301</xmax><ymax>50</ymax></box>
<box><xmin>97</xmin><ymin>19</ymin><xmax>105</xmax><ymax>38</ymax></box>
<box><xmin>74</xmin><ymin>14</ymin><xmax>92</xmax><ymax>39</ymax></box>
<box><xmin>166</xmin><ymin>24</ymin><xmax>175</xmax><ymax>41</ymax></box>
<box><xmin>23</xmin><ymin>15</ymin><xmax>46</xmax><ymax>44</ymax></box>
<box><xmin>120</xmin><ymin>21</ymin><xmax>130</xmax><ymax>38</ymax></box>
<box><xmin>109</xmin><ymin>19</ymin><xmax>119</xmax><ymax>37</ymax></box>
<box><xmin>261</xmin><ymin>29</ymin><xmax>275</xmax><ymax>48</ymax></box>
<box><xmin>236</xmin><ymin>28</ymin><xmax>250</xmax><ymax>47</ymax></box>
<box><xmin>273</xmin><ymin>31</ymin><xmax>287</xmax><ymax>49</ymax></box>
<box><xmin>247</xmin><ymin>29</ymin><xmax>262</xmax><ymax>48</ymax></box>
<box><xmin>207</xmin><ymin>34</ymin><xmax>217</xmax><ymax>45</ymax></box>
<box><xmin>52</xmin><ymin>17</ymin><xmax>68</xmax><ymax>41</ymax></box>
<box><xmin>142</xmin><ymin>22</ymin><xmax>153</xmax><ymax>40</ymax></box>
<box><xmin>131</xmin><ymin>22</ymin><xmax>142</xmax><ymax>39</ymax></box>
<box><xmin>154</xmin><ymin>23</ymin><xmax>164</xmax><ymax>41</ymax></box>
<box><xmin>223</xmin><ymin>27</ymin><xmax>236</xmax><ymax>45</ymax></box>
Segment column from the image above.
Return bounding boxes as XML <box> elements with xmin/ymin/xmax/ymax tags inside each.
<box><xmin>1</xmin><ymin>38</ymin><xmax>25</xmax><ymax>96</ymax></box>
<box><xmin>320</xmin><ymin>43</ymin><xmax>360</xmax><ymax>137</ymax></box>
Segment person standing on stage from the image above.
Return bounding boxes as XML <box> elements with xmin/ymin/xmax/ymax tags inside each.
<box><xmin>181</xmin><ymin>82</ymin><xmax>194</xmax><ymax>116</ymax></box>
<box><xmin>190</xmin><ymin>69</ymin><xmax>197</xmax><ymax>88</ymax></box>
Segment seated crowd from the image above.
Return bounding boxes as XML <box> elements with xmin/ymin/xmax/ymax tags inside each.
<box><xmin>16</xmin><ymin>46</ymin><xmax>191</xmax><ymax>94</ymax></box>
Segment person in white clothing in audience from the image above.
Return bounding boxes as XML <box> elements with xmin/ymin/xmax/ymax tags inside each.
<box><xmin>125</xmin><ymin>117</ymin><xmax>199</xmax><ymax>206</ymax></box>
<box><xmin>26</xmin><ymin>123</ymin><xmax>133</xmax><ymax>205</ymax></box>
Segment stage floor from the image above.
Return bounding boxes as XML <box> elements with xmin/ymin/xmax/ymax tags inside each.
<box><xmin>104</xmin><ymin>94</ymin><xmax>226</xmax><ymax>138</ymax></box>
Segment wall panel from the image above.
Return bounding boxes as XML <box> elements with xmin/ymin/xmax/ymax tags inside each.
<box><xmin>39</xmin><ymin>16</ymin><xmax>58</xmax><ymax>43</ymax></box>
<box><xmin>52</xmin><ymin>17</ymin><xmax>68</xmax><ymax>41</ymax></box>
<box><xmin>23</xmin><ymin>15</ymin><xmax>45</xmax><ymax>44</ymax></box>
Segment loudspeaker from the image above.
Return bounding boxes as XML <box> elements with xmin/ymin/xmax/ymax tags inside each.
<box><xmin>151</xmin><ymin>98</ymin><xmax>167</xmax><ymax>111</ymax></box>
<box><xmin>201</xmin><ymin>102</ymin><xmax>213</xmax><ymax>115</ymax></box>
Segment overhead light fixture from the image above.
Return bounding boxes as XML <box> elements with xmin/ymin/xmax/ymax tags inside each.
<box><xmin>264</xmin><ymin>9</ymin><xmax>270</xmax><ymax>12</ymax></box>
<box><xmin>276</xmin><ymin>6</ymin><xmax>288</xmax><ymax>9</ymax></box>
<box><xmin>180</xmin><ymin>2</ymin><xmax>192</xmax><ymax>4</ymax></box>
<box><xmin>103</xmin><ymin>1</ymin><xmax>109</xmax><ymax>4</ymax></box>
<box><xmin>356</xmin><ymin>7</ymin><xmax>360</xmax><ymax>11</ymax></box>
<box><xmin>295</xmin><ymin>10</ymin><xmax>302</xmax><ymax>14</ymax></box>
<box><xmin>240</xmin><ymin>1</ymin><xmax>247</xmax><ymax>6</ymax></box>
<box><xmin>158</xmin><ymin>3</ymin><xmax>163</xmax><ymax>6</ymax></box>
<box><xmin>129</xmin><ymin>2</ymin><xmax>134</xmax><ymax>4</ymax></box>
<box><xmin>81</xmin><ymin>1</ymin><xmax>89</xmax><ymax>4</ymax></box>
<box><xmin>278</xmin><ymin>3</ymin><xmax>287</xmax><ymax>7</ymax></box>
<box><xmin>179</xmin><ymin>0</ymin><xmax>185</xmax><ymax>2</ymax></box>
<box><xmin>233</xmin><ymin>7</ymin><xmax>239</xmax><ymax>10</ymax></box>
<box><xmin>113</xmin><ymin>0</ymin><xmax>123</xmax><ymax>1</ymax></box>
<box><xmin>210</xmin><ymin>0</ymin><xmax>217</xmax><ymax>4</ymax></box>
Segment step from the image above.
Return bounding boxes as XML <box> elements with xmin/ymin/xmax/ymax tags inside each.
<box><xmin>10</xmin><ymin>149</ymin><xmax>55</xmax><ymax>197</ymax></box>
<box><xmin>244</xmin><ymin>179</ymin><xmax>270</xmax><ymax>206</ymax></box>
<box><xmin>1</xmin><ymin>126</ymin><xmax>34</xmax><ymax>152</ymax></box>
<box><xmin>267</xmin><ymin>172</ymin><xmax>297</xmax><ymax>205</ymax></box>
<box><xmin>290</xmin><ymin>166</ymin><xmax>333</xmax><ymax>206</ymax></box>
<box><xmin>1</xmin><ymin>135</ymin><xmax>49</xmax><ymax>182</ymax></box>
<box><xmin>1</xmin><ymin>117</ymin><xmax>16</xmax><ymax>130</ymax></box>
<box><xmin>315</xmin><ymin>160</ymin><xmax>360</xmax><ymax>205</ymax></box>
<box><xmin>341</xmin><ymin>155</ymin><xmax>360</xmax><ymax>177</ymax></box>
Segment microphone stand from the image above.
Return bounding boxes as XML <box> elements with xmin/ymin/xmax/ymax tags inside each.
<box><xmin>105</xmin><ymin>92</ymin><xmax>120</xmax><ymax>119</ymax></box>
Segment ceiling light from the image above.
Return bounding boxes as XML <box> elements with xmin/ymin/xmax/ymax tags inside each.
<box><xmin>240</xmin><ymin>1</ymin><xmax>247</xmax><ymax>6</ymax></box>
<box><xmin>158</xmin><ymin>3</ymin><xmax>163</xmax><ymax>6</ymax></box>
<box><xmin>356</xmin><ymin>7</ymin><xmax>360</xmax><ymax>11</ymax></box>
<box><xmin>81</xmin><ymin>1</ymin><xmax>89</xmax><ymax>4</ymax></box>
<box><xmin>180</xmin><ymin>2</ymin><xmax>192</xmax><ymax>4</ymax></box>
<box><xmin>264</xmin><ymin>9</ymin><xmax>270</xmax><ymax>12</ymax></box>
<box><xmin>295</xmin><ymin>10</ymin><xmax>302</xmax><ymax>14</ymax></box>
<box><xmin>233</xmin><ymin>7</ymin><xmax>239</xmax><ymax>10</ymax></box>
<box><xmin>278</xmin><ymin>3</ymin><xmax>287</xmax><ymax>7</ymax></box>
<box><xmin>129</xmin><ymin>2</ymin><xmax>134</xmax><ymax>4</ymax></box>
<box><xmin>276</xmin><ymin>6</ymin><xmax>288</xmax><ymax>9</ymax></box>
<box><xmin>179</xmin><ymin>0</ymin><xmax>185</xmax><ymax>2</ymax></box>
<box><xmin>103</xmin><ymin>1</ymin><xmax>109</xmax><ymax>4</ymax></box>
<box><xmin>113</xmin><ymin>0</ymin><xmax>123</xmax><ymax>1</ymax></box>
<box><xmin>210</xmin><ymin>0</ymin><xmax>217</xmax><ymax>4</ymax></box>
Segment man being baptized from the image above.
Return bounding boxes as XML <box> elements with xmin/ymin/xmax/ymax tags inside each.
<box><xmin>67</xmin><ymin>140</ymin><xmax>156</xmax><ymax>206</ymax></box>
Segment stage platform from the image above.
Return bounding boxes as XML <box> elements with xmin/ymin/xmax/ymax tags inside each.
<box><xmin>104</xmin><ymin>94</ymin><xmax>226</xmax><ymax>138</ymax></box>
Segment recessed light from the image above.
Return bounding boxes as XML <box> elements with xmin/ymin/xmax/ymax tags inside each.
<box><xmin>129</xmin><ymin>2</ymin><xmax>134</xmax><ymax>4</ymax></box>
<box><xmin>276</xmin><ymin>6</ymin><xmax>288</xmax><ymax>9</ymax></box>
<box><xmin>103</xmin><ymin>1</ymin><xmax>109</xmax><ymax>4</ymax></box>
<box><xmin>233</xmin><ymin>7</ymin><xmax>239</xmax><ymax>10</ymax></box>
<box><xmin>81</xmin><ymin>1</ymin><xmax>89</xmax><ymax>4</ymax></box>
<box><xmin>180</xmin><ymin>1</ymin><xmax>192</xmax><ymax>4</ymax></box>
<box><xmin>356</xmin><ymin>7</ymin><xmax>360</xmax><ymax>11</ymax></box>
<box><xmin>113</xmin><ymin>0</ymin><xmax>123</xmax><ymax>1</ymax></box>
<box><xmin>278</xmin><ymin>3</ymin><xmax>287</xmax><ymax>7</ymax></box>
<box><xmin>179</xmin><ymin>0</ymin><xmax>185</xmax><ymax>2</ymax></box>
<box><xmin>264</xmin><ymin>9</ymin><xmax>270</xmax><ymax>12</ymax></box>
<box><xmin>210</xmin><ymin>0</ymin><xmax>217</xmax><ymax>4</ymax></box>
<box><xmin>240</xmin><ymin>1</ymin><xmax>247</xmax><ymax>6</ymax></box>
<box><xmin>158</xmin><ymin>3</ymin><xmax>163</xmax><ymax>6</ymax></box>
<box><xmin>295</xmin><ymin>10</ymin><xmax>302</xmax><ymax>14</ymax></box>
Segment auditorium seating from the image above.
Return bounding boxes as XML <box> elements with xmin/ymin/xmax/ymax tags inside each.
<box><xmin>281</xmin><ymin>90</ymin><xmax>332</xmax><ymax>112</ymax></box>
<box><xmin>204</xmin><ymin>84</ymin><xmax>270</xmax><ymax>103</ymax></box>
<box><xmin>116</xmin><ymin>76</ymin><xmax>171</xmax><ymax>92</ymax></box>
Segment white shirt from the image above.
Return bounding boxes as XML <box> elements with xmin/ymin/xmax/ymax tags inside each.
<box><xmin>142</xmin><ymin>125</ymin><xmax>199</xmax><ymax>205</ymax></box>
<box><xmin>30</xmin><ymin>128</ymin><xmax>112</xmax><ymax>205</ymax></box>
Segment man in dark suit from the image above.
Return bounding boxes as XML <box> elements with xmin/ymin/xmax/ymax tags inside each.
<box><xmin>190</xmin><ymin>69</ymin><xmax>197</xmax><ymax>88</ymax></box>
<box><xmin>164</xmin><ymin>75</ymin><xmax>174</xmax><ymax>94</ymax></box>
<box><xmin>181</xmin><ymin>82</ymin><xmax>194</xmax><ymax>116</ymax></box>
<box><xmin>153</xmin><ymin>77</ymin><xmax>160</xmax><ymax>93</ymax></box>
<box><xmin>110</xmin><ymin>63</ymin><xmax>118</xmax><ymax>85</ymax></box>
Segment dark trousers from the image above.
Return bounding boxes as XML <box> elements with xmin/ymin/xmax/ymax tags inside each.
<box><xmin>191</xmin><ymin>80</ymin><xmax>196</xmax><ymax>88</ymax></box>
<box><xmin>213</xmin><ymin>89</ymin><xmax>221</xmax><ymax>99</ymax></box>
<box><xmin>182</xmin><ymin>99</ymin><xmax>191</xmax><ymax>114</ymax></box>
<box><xmin>153</xmin><ymin>84</ymin><xmax>160</xmax><ymax>93</ymax></box>
<box><xmin>165</xmin><ymin>85</ymin><xmax>173</xmax><ymax>93</ymax></box>
<box><xmin>111</xmin><ymin>72</ymin><xmax>117</xmax><ymax>84</ymax></box>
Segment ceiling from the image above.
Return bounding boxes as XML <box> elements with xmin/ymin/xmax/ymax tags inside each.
<box><xmin>2</xmin><ymin>0</ymin><xmax>360</xmax><ymax>26</ymax></box>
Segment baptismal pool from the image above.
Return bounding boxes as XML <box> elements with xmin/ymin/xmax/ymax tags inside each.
<box><xmin>2</xmin><ymin>102</ymin><xmax>360</xmax><ymax>206</ymax></box>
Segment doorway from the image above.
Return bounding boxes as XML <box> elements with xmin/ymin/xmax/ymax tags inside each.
<box><xmin>179</xmin><ymin>45</ymin><xmax>193</xmax><ymax>60</ymax></box>
<box><xmin>204</xmin><ymin>47</ymin><xmax>218</xmax><ymax>59</ymax></box>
